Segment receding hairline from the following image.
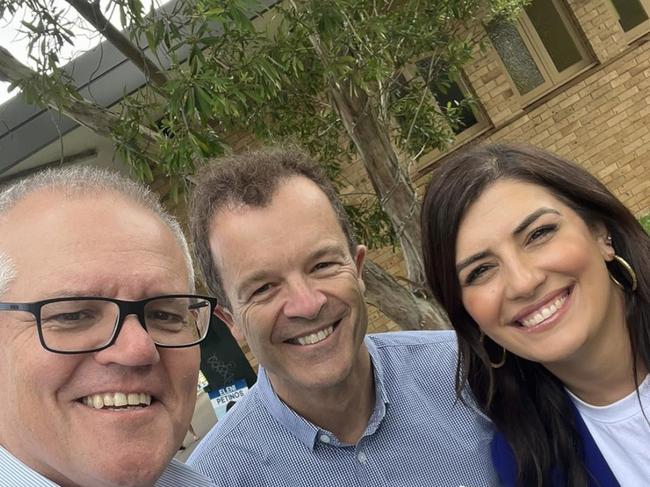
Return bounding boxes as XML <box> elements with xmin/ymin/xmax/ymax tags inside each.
<box><xmin>206</xmin><ymin>174</ymin><xmax>351</xmax><ymax>256</ymax></box>
<box><xmin>212</xmin><ymin>172</ymin><xmax>333</xmax><ymax>214</ymax></box>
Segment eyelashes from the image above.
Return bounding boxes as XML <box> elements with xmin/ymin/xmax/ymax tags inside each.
<box><xmin>526</xmin><ymin>224</ymin><xmax>557</xmax><ymax>244</ymax></box>
<box><xmin>464</xmin><ymin>263</ymin><xmax>494</xmax><ymax>285</ymax></box>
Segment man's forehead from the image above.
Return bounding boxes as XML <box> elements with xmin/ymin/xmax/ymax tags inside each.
<box><xmin>1</xmin><ymin>189</ymin><xmax>188</xmax><ymax>297</ymax></box>
<box><xmin>209</xmin><ymin>179</ymin><xmax>348</xmax><ymax>269</ymax></box>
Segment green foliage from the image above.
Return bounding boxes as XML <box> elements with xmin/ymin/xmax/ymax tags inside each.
<box><xmin>3</xmin><ymin>0</ymin><xmax>527</xmax><ymax>244</ymax></box>
<box><xmin>641</xmin><ymin>214</ymin><xmax>650</xmax><ymax>234</ymax></box>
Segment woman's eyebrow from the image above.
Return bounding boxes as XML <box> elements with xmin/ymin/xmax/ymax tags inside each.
<box><xmin>456</xmin><ymin>250</ymin><xmax>491</xmax><ymax>274</ymax></box>
<box><xmin>512</xmin><ymin>207</ymin><xmax>560</xmax><ymax>236</ymax></box>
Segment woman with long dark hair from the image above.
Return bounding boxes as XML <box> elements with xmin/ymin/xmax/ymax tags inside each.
<box><xmin>421</xmin><ymin>143</ymin><xmax>649</xmax><ymax>486</ymax></box>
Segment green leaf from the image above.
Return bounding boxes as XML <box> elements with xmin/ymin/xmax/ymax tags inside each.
<box><xmin>204</xmin><ymin>7</ymin><xmax>225</xmax><ymax>19</ymax></box>
<box><xmin>195</xmin><ymin>86</ymin><xmax>214</xmax><ymax>115</ymax></box>
<box><xmin>20</xmin><ymin>20</ymin><xmax>40</xmax><ymax>33</ymax></box>
<box><xmin>641</xmin><ymin>215</ymin><xmax>650</xmax><ymax>234</ymax></box>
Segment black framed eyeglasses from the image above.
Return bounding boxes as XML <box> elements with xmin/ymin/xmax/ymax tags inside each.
<box><xmin>0</xmin><ymin>294</ymin><xmax>218</xmax><ymax>354</ymax></box>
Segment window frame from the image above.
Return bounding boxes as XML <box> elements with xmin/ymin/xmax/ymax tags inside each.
<box><xmin>487</xmin><ymin>0</ymin><xmax>592</xmax><ymax>104</ymax></box>
<box><xmin>608</xmin><ymin>0</ymin><xmax>650</xmax><ymax>42</ymax></box>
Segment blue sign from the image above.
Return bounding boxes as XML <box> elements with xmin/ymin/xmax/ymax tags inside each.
<box><xmin>208</xmin><ymin>378</ymin><xmax>249</xmax><ymax>419</ymax></box>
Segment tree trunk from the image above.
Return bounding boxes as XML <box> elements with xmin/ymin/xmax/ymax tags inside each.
<box><xmin>363</xmin><ymin>260</ymin><xmax>449</xmax><ymax>330</ymax></box>
<box><xmin>328</xmin><ymin>82</ymin><xmax>450</xmax><ymax>329</ymax></box>
<box><xmin>329</xmin><ymin>82</ymin><xmax>425</xmax><ymax>287</ymax></box>
<box><xmin>308</xmin><ymin>35</ymin><xmax>447</xmax><ymax>330</ymax></box>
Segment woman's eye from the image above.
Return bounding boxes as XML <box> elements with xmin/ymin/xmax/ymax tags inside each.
<box><xmin>464</xmin><ymin>264</ymin><xmax>493</xmax><ymax>285</ymax></box>
<box><xmin>527</xmin><ymin>224</ymin><xmax>557</xmax><ymax>244</ymax></box>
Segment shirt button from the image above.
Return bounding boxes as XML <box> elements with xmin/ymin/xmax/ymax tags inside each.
<box><xmin>319</xmin><ymin>434</ymin><xmax>331</xmax><ymax>444</ymax></box>
<box><xmin>357</xmin><ymin>452</ymin><xmax>367</xmax><ymax>464</ymax></box>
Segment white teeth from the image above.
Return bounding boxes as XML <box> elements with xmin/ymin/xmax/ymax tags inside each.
<box><xmin>520</xmin><ymin>294</ymin><xmax>568</xmax><ymax>328</ymax></box>
<box><xmin>114</xmin><ymin>392</ymin><xmax>127</xmax><ymax>407</ymax></box>
<box><xmin>103</xmin><ymin>393</ymin><xmax>114</xmax><ymax>407</ymax></box>
<box><xmin>80</xmin><ymin>392</ymin><xmax>152</xmax><ymax>409</ymax></box>
<box><xmin>92</xmin><ymin>395</ymin><xmax>103</xmax><ymax>409</ymax></box>
<box><xmin>295</xmin><ymin>325</ymin><xmax>334</xmax><ymax>346</ymax></box>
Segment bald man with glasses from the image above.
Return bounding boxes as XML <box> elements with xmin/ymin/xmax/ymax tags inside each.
<box><xmin>0</xmin><ymin>167</ymin><xmax>217</xmax><ymax>487</ymax></box>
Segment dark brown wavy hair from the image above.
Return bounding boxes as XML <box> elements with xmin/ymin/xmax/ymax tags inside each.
<box><xmin>421</xmin><ymin>143</ymin><xmax>650</xmax><ymax>486</ymax></box>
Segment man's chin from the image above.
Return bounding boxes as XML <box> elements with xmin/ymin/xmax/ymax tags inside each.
<box><xmin>65</xmin><ymin>438</ymin><xmax>176</xmax><ymax>487</ymax></box>
<box><xmin>84</xmin><ymin>458</ymin><xmax>168</xmax><ymax>487</ymax></box>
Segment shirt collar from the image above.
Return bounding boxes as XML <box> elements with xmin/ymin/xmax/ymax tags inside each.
<box><xmin>0</xmin><ymin>446</ymin><xmax>214</xmax><ymax>487</ymax></box>
<box><xmin>156</xmin><ymin>459</ymin><xmax>216</xmax><ymax>486</ymax></box>
<box><xmin>257</xmin><ymin>335</ymin><xmax>390</xmax><ymax>450</ymax></box>
<box><xmin>0</xmin><ymin>445</ymin><xmax>57</xmax><ymax>486</ymax></box>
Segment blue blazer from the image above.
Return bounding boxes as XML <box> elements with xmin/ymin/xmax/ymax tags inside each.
<box><xmin>491</xmin><ymin>401</ymin><xmax>620</xmax><ymax>486</ymax></box>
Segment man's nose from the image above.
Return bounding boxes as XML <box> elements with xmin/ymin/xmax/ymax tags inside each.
<box><xmin>282</xmin><ymin>277</ymin><xmax>327</xmax><ymax>320</ymax></box>
<box><xmin>94</xmin><ymin>315</ymin><xmax>160</xmax><ymax>366</ymax></box>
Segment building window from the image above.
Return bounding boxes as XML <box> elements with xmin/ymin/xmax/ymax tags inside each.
<box><xmin>610</xmin><ymin>0</ymin><xmax>650</xmax><ymax>39</ymax></box>
<box><xmin>486</xmin><ymin>0</ymin><xmax>591</xmax><ymax>101</ymax></box>
<box><xmin>414</xmin><ymin>59</ymin><xmax>482</xmax><ymax>136</ymax></box>
<box><xmin>391</xmin><ymin>59</ymin><xmax>488</xmax><ymax>167</ymax></box>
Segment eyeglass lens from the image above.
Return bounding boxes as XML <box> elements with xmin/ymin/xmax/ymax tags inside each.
<box><xmin>39</xmin><ymin>297</ymin><xmax>211</xmax><ymax>352</ymax></box>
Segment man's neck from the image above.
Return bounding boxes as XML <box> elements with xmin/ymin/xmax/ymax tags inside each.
<box><xmin>271</xmin><ymin>345</ymin><xmax>375</xmax><ymax>445</ymax></box>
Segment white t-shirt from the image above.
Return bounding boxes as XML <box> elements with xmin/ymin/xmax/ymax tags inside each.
<box><xmin>567</xmin><ymin>375</ymin><xmax>650</xmax><ymax>486</ymax></box>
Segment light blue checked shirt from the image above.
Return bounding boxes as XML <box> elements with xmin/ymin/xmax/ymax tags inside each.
<box><xmin>0</xmin><ymin>445</ymin><xmax>215</xmax><ymax>487</ymax></box>
<box><xmin>189</xmin><ymin>330</ymin><xmax>499</xmax><ymax>486</ymax></box>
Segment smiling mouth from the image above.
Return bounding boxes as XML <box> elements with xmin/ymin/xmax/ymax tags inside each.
<box><xmin>80</xmin><ymin>392</ymin><xmax>152</xmax><ymax>410</ymax></box>
<box><xmin>287</xmin><ymin>322</ymin><xmax>338</xmax><ymax>346</ymax></box>
<box><xmin>516</xmin><ymin>288</ymin><xmax>571</xmax><ymax>328</ymax></box>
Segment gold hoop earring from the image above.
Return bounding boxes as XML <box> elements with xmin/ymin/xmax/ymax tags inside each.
<box><xmin>609</xmin><ymin>254</ymin><xmax>638</xmax><ymax>292</ymax></box>
<box><xmin>479</xmin><ymin>332</ymin><xmax>507</xmax><ymax>369</ymax></box>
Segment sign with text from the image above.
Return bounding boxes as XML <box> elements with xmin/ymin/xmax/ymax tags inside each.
<box><xmin>208</xmin><ymin>378</ymin><xmax>249</xmax><ymax>419</ymax></box>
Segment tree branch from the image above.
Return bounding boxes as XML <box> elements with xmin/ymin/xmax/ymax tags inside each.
<box><xmin>0</xmin><ymin>45</ymin><xmax>161</xmax><ymax>153</ymax></box>
<box><xmin>64</xmin><ymin>0</ymin><xmax>169</xmax><ymax>87</ymax></box>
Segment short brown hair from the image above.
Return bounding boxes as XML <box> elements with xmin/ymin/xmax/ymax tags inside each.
<box><xmin>189</xmin><ymin>147</ymin><xmax>356</xmax><ymax>308</ymax></box>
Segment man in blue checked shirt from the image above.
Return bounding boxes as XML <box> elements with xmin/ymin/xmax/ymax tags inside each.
<box><xmin>0</xmin><ymin>167</ymin><xmax>215</xmax><ymax>487</ymax></box>
<box><xmin>187</xmin><ymin>148</ymin><xmax>500</xmax><ymax>486</ymax></box>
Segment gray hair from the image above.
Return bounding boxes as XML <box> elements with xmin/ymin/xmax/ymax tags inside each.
<box><xmin>189</xmin><ymin>147</ymin><xmax>356</xmax><ymax>309</ymax></box>
<box><xmin>0</xmin><ymin>250</ymin><xmax>15</xmax><ymax>297</ymax></box>
<box><xmin>0</xmin><ymin>165</ymin><xmax>194</xmax><ymax>296</ymax></box>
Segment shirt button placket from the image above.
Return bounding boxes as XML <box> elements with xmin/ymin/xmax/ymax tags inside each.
<box><xmin>355</xmin><ymin>442</ymin><xmax>369</xmax><ymax>486</ymax></box>
<box><xmin>354</xmin><ymin>444</ymin><xmax>386</xmax><ymax>486</ymax></box>
<box><xmin>357</xmin><ymin>451</ymin><xmax>367</xmax><ymax>464</ymax></box>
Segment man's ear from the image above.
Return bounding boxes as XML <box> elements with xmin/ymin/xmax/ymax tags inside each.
<box><xmin>214</xmin><ymin>305</ymin><xmax>244</xmax><ymax>342</ymax></box>
<box><xmin>354</xmin><ymin>245</ymin><xmax>367</xmax><ymax>294</ymax></box>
